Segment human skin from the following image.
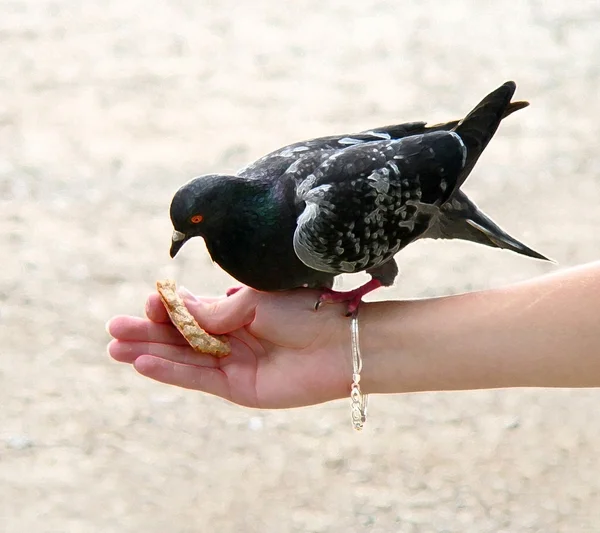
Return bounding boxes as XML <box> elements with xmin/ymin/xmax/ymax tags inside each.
<box><xmin>107</xmin><ymin>262</ymin><xmax>600</xmax><ymax>408</ymax></box>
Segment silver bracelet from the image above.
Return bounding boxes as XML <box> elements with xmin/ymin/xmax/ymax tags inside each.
<box><xmin>350</xmin><ymin>308</ymin><xmax>368</xmax><ymax>430</ymax></box>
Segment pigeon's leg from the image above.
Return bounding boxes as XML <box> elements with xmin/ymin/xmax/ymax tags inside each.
<box><xmin>316</xmin><ymin>278</ymin><xmax>383</xmax><ymax>316</ymax></box>
<box><xmin>316</xmin><ymin>260</ymin><xmax>398</xmax><ymax>316</ymax></box>
<box><xmin>226</xmin><ymin>286</ymin><xmax>244</xmax><ymax>297</ymax></box>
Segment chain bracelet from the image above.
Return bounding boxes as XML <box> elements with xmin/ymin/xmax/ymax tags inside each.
<box><xmin>350</xmin><ymin>309</ymin><xmax>368</xmax><ymax>430</ymax></box>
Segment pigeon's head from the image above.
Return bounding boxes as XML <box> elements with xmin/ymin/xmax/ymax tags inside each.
<box><xmin>169</xmin><ymin>174</ymin><xmax>236</xmax><ymax>258</ymax></box>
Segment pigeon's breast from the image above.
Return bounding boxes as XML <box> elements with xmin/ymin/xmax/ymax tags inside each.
<box><xmin>203</xmin><ymin>202</ymin><xmax>334</xmax><ymax>291</ymax></box>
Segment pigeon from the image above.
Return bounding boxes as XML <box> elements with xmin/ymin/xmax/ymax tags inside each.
<box><xmin>169</xmin><ymin>81</ymin><xmax>548</xmax><ymax>314</ymax></box>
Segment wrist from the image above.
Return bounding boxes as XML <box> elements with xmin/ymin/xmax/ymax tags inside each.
<box><xmin>358</xmin><ymin>300</ymin><xmax>412</xmax><ymax>394</ymax></box>
<box><xmin>357</xmin><ymin>294</ymin><xmax>484</xmax><ymax>395</ymax></box>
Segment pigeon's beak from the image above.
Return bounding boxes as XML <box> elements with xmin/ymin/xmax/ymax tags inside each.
<box><xmin>170</xmin><ymin>230</ymin><xmax>187</xmax><ymax>258</ymax></box>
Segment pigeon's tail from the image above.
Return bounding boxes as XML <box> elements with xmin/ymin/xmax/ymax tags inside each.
<box><xmin>427</xmin><ymin>191</ymin><xmax>551</xmax><ymax>261</ymax></box>
<box><xmin>451</xmin><ymin>81</ymin><xmax>518</xmax><ymax>192</ymax></box>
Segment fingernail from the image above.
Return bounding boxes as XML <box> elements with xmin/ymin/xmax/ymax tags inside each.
<box><xmin>179</xmin><ymin>285</ymin><xmax>198</xmax><ymax>302</ymax></box>
<box><xmin>105</xmin><ymin>319</ymin><xmax>113</xmax><ymax>335</ymax></box>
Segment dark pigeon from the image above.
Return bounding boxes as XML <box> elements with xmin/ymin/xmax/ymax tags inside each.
<box><xmin>169</xmin><ymin>81</ymin><xmax>549</xmax><ymax>314</ymax></box>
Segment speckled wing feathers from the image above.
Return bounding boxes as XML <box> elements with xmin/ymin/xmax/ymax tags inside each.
<box><xmin>292</xmin><ymin>131</ymin><xmax>466</xmax><ymax>275</ymax></box>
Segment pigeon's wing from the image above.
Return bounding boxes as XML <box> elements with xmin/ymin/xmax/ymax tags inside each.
<box><xmin>237</xmin><ymin>99</ymin><xmax>527</xmax><ymax>181</ymax></box>
<box><xmin>236</xmin><ymin>123</ymin><xmax>428</xmax><ymax>180</ymax></box>
<box><xmin>292</xmin><ymin>131</ymin><xmax>467</xmax><ymax>275</ymax></box>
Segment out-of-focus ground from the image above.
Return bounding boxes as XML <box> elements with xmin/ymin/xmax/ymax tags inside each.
<box><xmin>1</xmin><ymin>1</ymin><xmax>600</xmax><ymax>531</ymax></box>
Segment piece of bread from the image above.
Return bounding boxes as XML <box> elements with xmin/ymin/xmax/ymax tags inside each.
<box><xmin>156</xmin><ymin>280</ymin><xmax>231</xmax><ymax>357</ymax></box>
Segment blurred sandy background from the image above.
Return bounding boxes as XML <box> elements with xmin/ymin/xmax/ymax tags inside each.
<box><xmin>1</xmin><ymin>1</ymin><xmax>600</xmax><ymax>532</ymax></box>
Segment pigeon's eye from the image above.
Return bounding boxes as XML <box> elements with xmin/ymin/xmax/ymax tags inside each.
<box><xmin>190</xmin><ymin>215</ymin><xmax>204</xmax><ymax>224</ymax></box>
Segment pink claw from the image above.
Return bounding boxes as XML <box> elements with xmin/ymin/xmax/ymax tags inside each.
<box><xmin>226</xmin><ymin>285</ymin><xmax>244</xmax><ymax>297</ymax></box>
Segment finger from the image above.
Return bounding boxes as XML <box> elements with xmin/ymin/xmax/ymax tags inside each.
<box><xmin>107</xmin><ymin>339</ymin><xmax>220</xmax><ymax>368</ymax></box>
<box><xmin>133</xmin><ymin>355</ymin><xmax>232</xmax><ymax>400</ymax></box>
<box><xmin>107</xmin><ymin>316</ymin><xmax>190</xmax><ymax>346</ymax></box>
<box><xmin>145</xmin><ymin>292</ymin><xmax>223</xmax><ymax>323</ymax></box>
<box><xmin>185</xmin><ymin>286</ymin><xmax>260</xmax><ymax>334</ymax></box>
<box><xmin>145</xmin><ymin>293</ymin><xmax>170</xmax><ymax>323</ymax></box>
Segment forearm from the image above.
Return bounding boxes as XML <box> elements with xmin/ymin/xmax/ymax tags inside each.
<box><xmin>361</xmin><ymin>262</ymin><xmax>600</xmax><ymax>394</ymax></box>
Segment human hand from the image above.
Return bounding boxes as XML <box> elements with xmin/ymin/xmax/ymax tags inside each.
<box><xmin>106</xmin><ymin>287</ymin><xmax>352</xmax><ymax>408</ymax></box>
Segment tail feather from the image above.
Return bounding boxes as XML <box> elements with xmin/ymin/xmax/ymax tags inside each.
<box><xmin>426</xmin><ymin>191</ymin><xmax>551</xmax><ymax>262</ymax></box>
<box><xmin>426</xmin><ymin>99</ymin><xmax>529</xmax><ymax>133</ymax></box>
<box><xmin>464</xmin><ymin>217</ymin><xmax>550</xmax><ymax>261</ymax></box>
<box><xmin>450</xmin><ymin>81</ymin><xmax>518</xmax><ymax>193</ymax></box>
<box><xmin>501</xmin><ymin>100</ymin><xmax>529</xmax><ymax>118</ymax></box>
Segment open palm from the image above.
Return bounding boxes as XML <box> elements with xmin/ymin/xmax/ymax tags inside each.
<box><xmin>107</xmin><ymin>287</ymin><xmax>351</xmax><ymax>408</ymax></box>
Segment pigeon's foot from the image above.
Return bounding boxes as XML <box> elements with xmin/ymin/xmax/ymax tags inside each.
<box><xmin>226</xmin><ymin>285</ymin><xmax>244</xmax><ymax>297</ymax></box>
<box><xmin>315</xmin><ymin>279</ymin><xmax>383</xmax><ymax>316</ymax></box>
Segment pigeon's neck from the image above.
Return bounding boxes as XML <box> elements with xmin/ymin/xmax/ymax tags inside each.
<box><xmin>206</xmin><ymin>177</ymin><xmax>292</xmax><ymax>242</ymax></box>
<box><xmin>226</xmin><ymin>177</ymin><xmax>282</xmax><ymax>223</ymax></box>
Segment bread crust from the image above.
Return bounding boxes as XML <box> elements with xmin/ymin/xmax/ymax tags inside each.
<box><xmin>156</xmin><ymin>280</ymin><xmax>231</xmax><ymax>357</ymax></box>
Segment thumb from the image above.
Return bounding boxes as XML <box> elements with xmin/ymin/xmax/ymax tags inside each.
<box><xmin>183</xmin><ymin>287</ymin><xmax>260</xmax><ymax>335</ymax></box>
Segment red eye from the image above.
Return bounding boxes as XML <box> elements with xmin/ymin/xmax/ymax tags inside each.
<box><xmin>191</xmin><ymin>215</ymin><xmax>203</xmax><ymax>224</ymax></box>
